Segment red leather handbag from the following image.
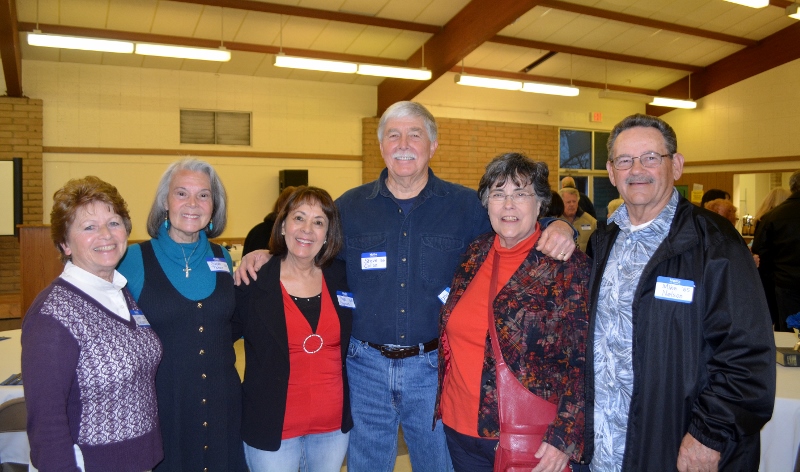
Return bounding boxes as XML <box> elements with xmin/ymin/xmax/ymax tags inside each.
<box><xmin>488</xmin><ymin>251</ymin><xmax>569</xmax><ymax>472</ymax></box>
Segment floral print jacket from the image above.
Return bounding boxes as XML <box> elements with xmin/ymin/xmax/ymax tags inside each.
<box><xmin>434</xmin><ymin>232</ymin><xmax>591</xmax><ymax>461</ymax></box>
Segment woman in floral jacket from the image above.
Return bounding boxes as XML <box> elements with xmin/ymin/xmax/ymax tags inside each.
<box><xmin>434</xmin><ymin>152</ymin><xmax>591</xmax><ymax>472</ymax></box>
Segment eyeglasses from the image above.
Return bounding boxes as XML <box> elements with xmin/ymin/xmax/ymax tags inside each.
<box><xmin>609</xmin><ymin>152</ymin><xmax>671</xmax><ymax>170</ymax></box>
<box><xmin>487</xmin><ymin>191</ymin><xmax>536</xmax><ymax>204</ymax></box>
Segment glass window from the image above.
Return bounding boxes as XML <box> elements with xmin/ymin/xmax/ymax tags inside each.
<box><xmin>559</xmin><ymin>130</ymin><xmax>592</xmax><ymax>169</ymax></box>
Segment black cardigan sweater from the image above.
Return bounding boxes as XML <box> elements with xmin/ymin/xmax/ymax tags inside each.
<box><xmin>232</xmin><ymin>257</ymin><xmax>354</xmax><ymax>451</ymax></box>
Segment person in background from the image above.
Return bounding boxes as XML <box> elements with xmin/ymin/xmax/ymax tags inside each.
<box><xmin>243</xmin><ymin>185</ymin><xmax>297</xmax><ymax>256</ymax></box>
<box><xmin>560</xmin><ymin>187</ymin><xmax>596</xmax><ymax>252</ymax></box>
<box><xmin>606</xmin><ymin>198</ymin><xmax>624</xmax><ymax>217</ymax></box>
<box><xmin>23</xmin><ymin>176</ymin><xmax>163</xmax><ymax>472</ymax></box>
<box><xmin>752</xmin><ymin>187</ymin><xmax>791</xmax><ymax>326</ymax></box>
<box><xmin>233</xmin><ymin>186</ymin><xmax>353</xmax><ymax>472</ymax></box>
<box><xmin>236</xmin><ymin>101</ymin><xmax>578</xmax><ymax>472</ymax></box>
<box><xmin>561</xmin><ymin>176</ymin><xmax>596</xmax><ymax>219</ymax></box>
<box><xmin>118</xmin><ymin>158</ymin><xmax>246</xmax><ymax>471</ymax></box>
<box><xmin>542</xmin><ymin>190</ymin><xmax>564</xmax><ymax>218</ymax></box>
<box><xmin>753</xmin><ymin>187</ymin><xmax>790</xmax><ymax>228</ymax></box>
<box><xmin>699</xmin><ymin>188</ymin><xmax>730</xmax><ymax>208</ymax></box>
<box><xmin>436</xmin><ymin>153</ymin><xmax>590</xmax><ymax>472</ymax></box>
<box><xmin>752</xmin><ymin>170</ymin><xmax>800</xmax><ymax>333</ymax></box>
<box><xmin>579</xmin><ymin>114</ymin><xmax>774</xmax><ymax>471</ymax></box>
<box><xmin>704</xmin><ymin>198</ymin><xmax>739</xmax><ymax>227</ymax></box>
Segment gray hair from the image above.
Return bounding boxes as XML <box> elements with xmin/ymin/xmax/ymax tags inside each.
<box><xmin>146</xmin><ymin>158</ymin><xmax>228</xmax><ymax>239</ymax></box>
<box><xmin>559</xmin><ymin>187</ymin><xmax>580</xmax><ymax>199</ymax></box>
<box><xmin>377</xmin><ymin>101</ymin><xmax>438</xmax><ymax>143</ymax></box>
<box><xmin>477</xmin><ymin>152</ymin><xmax>552</xmax><ymax>211</ymax></box>
<box><xmin>791</xmin><ymin>170</ymin><xmax>800</xmax><ymax>193</ymax></box>
<box><xmin>607</xmin><ymin>113</ymin><xmax>678</xmax><ymax>158</ymax></box>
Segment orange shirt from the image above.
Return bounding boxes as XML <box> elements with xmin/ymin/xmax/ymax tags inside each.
<box><xmin>441</xmin><ymin>227</ymin><xmax>540</xmax><ymax>437</ymax></box>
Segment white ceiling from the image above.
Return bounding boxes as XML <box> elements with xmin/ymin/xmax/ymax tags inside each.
<box><xmin>10</xmin><ymin>0</ymin><xmax>800</xmax><ymax>93</ymax></box>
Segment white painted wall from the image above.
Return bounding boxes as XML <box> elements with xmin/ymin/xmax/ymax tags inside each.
<box><xmin>21</xmin><ymin>60</ymin><xmax>374</xmax><ymax>239</ymax></box>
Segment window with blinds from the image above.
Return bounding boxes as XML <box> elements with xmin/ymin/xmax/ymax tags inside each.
<box><xmin>180</xmin><ymin>110</ymin><xmax>251</xmax><ymax>145</ymax></box>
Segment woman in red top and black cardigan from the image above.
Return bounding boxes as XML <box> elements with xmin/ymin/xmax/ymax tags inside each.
<box><xmin>232</xmin><ymin>186</ymin><xmax>353</xmax><ymax>472</ymax></box>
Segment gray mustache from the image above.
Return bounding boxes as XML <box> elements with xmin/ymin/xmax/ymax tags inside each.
<box><xmin>625</xmin><ymin>177</ymin><xmax>654</xmax><ymax>184</ymax></box>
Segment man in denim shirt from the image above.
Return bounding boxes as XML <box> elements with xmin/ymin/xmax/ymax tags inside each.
<box><xmin>236</xmin><ymin>101</ymin><xmax>576</xmax><ymax>471</ymax></box>
<box><xmin>338</xmin><ymin>101</ymin><xmax>576</xmax><ymax>471</ymax></box>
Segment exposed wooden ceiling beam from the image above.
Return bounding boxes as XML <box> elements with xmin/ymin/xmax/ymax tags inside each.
<box><xmin>17</xmin><ymin>23</ymin><xmax>409</xmax><ymax>67</ymax></box>
<box><xmin>0</xmin><ymin>0</ymin><xmax>22</xmax><ymax>97</ymax></box>
<box><xmin>647</xmin><ymin>21</ymin><xmax>800</xmax><ymax>116</ymax></box>
<box><xmin>538</xmin><ymin>0</ymin><xmax>758</xmax><ymax>47</ymax></box>
<box><xmin>490</xmin><ymin>36</ymin><xmax>704</xmax><ymax>73</ymax></box>
<box><xmin>453</xmin><ymin>66</ymin><xmax>659</xmax><ymax>96</ymax></box>
<box><xmin>377</xmin><ymin>0</ymin><xmax>545</xmax><ymax>114</ymax></box>
<box><xmin>770</xmin><ymin>0</ymin><xmax>794</xmax><ymax>8</ymax></box>
<box><xmin>168</xmin><ymin>0</ymin><xmax>441</xmax><ymax>34</ymax></box>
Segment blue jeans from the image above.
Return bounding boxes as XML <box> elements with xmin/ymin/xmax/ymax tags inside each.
<box><xmin>243</xmin><ymin>430</ymin><xmax>349</xmax><ymax>472</ymax></box>
<box><xmin>346</xmin><ymin>337</ymin><xmax>453</xmax><ymax>472</ymax></box>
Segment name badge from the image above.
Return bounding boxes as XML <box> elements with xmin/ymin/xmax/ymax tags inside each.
<box><xmin>206</xmin><ymin>257</ymin><xmax>230</xmax><ymax>273</ymax></box>
<box><xmin>581</xmin><ymin>224</ymin><xmax>592</xmax><ymax>230</ymax></box>
<box><xmin>131</xmin><ymin>309</ymin><xmax>151</xmax><ymax>327</ymax></box>
<box><xmin>654</xmin><ymin>276</ymin><xmax>695</xmax><ymax>304</ymax></box>
<box><xmin>438</xmin><ymin>287</ymin><xmax>450</xmax><ymax>305</ymax></box>
<box><xmin>361</xmin><ymin>252</ymin><xmax>387</xmax><ymax>270</ymax></box>
<box><xmin>337</xmin><ymin>291</ymin><xmax>356</xmax><ymax>308</ymax></box>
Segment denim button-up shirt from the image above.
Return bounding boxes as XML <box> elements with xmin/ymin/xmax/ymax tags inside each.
<box><xmin>336</xmin><ymin>168</ymin><xmax>492</xmax><ymax>346</ymax></box>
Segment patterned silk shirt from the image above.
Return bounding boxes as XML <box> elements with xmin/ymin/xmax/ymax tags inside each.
<box><xmin>591</xmin><ymin>189</ymin><xmax>679</xmax><ymax>471</ymax></box>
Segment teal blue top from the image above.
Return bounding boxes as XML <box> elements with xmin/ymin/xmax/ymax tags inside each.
<box><xmin>118</xmin><ymin>225</ymin><xmax>232</xmax><ymax>301</ymax></box>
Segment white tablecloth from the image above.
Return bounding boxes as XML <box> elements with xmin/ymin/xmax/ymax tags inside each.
<box><xmin>760</xmin><ymin>331</ymin><xmax>800</xmax><ymax>472</ymax></box>
<box><xmin>0</xmin><ymin>329</ymin><xmax>27</xmax><ymax>465</ymax></box>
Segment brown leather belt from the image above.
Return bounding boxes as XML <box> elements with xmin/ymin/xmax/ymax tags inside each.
<box><xmin>367</xmin><ymin>338</ymin><xmax>439</xmax><ymax>359</ymax></box>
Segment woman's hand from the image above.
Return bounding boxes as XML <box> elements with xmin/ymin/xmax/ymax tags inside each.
<box><xmin>536</xmin><ymin>219</ymin><xmax>577</xmax><ymax>261</ymax></box>
<box><xmin>233</xmin><ymin>250</ymin><xmax>271</xmax><ymax>285</ymax></box>
<box><xmin>532</xmin><ymin>442</ymin><xmax>569</xmax><ymax>472</ymax></box>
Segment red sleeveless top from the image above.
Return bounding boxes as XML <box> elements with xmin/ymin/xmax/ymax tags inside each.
<box><xmin>281</xmin><ymin>278</ymin><xmax>343</xmax><ymax>439</ymax></box>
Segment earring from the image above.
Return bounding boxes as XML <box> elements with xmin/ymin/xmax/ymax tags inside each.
<box><xmin>324</xmin><ymin>240</ymin><xmax>327</xmax><ymax>244</ymax></box>
<box><xmin>281</xmin><ymin>230</ymin><xmax>285</xmax><ymax>235</ymax></box>
<box><xmin>164</xmin><ymin>217</ymin><xmax>169</xmax><ymax>230</ymax></box>
<box><xmin>208</xmin><ymin>221</ymin><xmax>213</xmax><ymax>231</ymax></box>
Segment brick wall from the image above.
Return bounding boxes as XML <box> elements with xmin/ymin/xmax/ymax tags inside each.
<box><xmin>0</xmin><ymin>97</ymin><xmax>44</xmax><ymax>294</ymax></box>
<box><xmin>362</xmin><ymin>117</ymin><xmax>559</xmax><ymax>190</ymax></box>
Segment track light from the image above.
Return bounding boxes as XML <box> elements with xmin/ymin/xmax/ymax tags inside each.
<box><xmin>28</xmin><ymin>32</ymin><xmax>133</xmax><ymax>54</ymax></box>
<box><xmin>135</xmin><ymin>44</ymin><xmax>231</xmax><ymax>62</ymax></box>
<box><xmin>649</xmin><ymin>97</ymin><xmax>697</xmax><ymax>109</ymax></box>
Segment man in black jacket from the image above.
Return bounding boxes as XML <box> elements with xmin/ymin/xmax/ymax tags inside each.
<box><xmin>752</xmin><ymin>169</ymin><xmax>800</xmax><ymax>332</ymax></box>
<box><xmin>577</xmin><ymin>114</ymin><xmax>775</xmax><ymax>472</ymax></box>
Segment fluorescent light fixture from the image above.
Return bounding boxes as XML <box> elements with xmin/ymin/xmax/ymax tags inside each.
<box><xmin>27</xmin><ymin>32</ymin><xmax>133</xmax><ymax>54</ymax></box>
<box><xmin>649</xmin><ymin>97</ymin><xmax>697</xmax><ymax>109</ymax></box>
<box><xmin>788</xmin><ymin>3</ymin><xmax>800</xmax><ymax>19</ymax></box>
<box><xmin>598</xmin><ymin>89</ymin><xmax>654</xmax><ymax>103</ymax></box>
<box><xmin>274</xmin><ymin>54</ymin><xmax>357</xmax><ymax>73</ymax></box>
<box><xmin>135</xmin><ymin>43</ymin><xmax>231</xmax><ymax>61</ymax></box>
<box><xmin>723</xmin><ymin>0</ymin><xmax>769</xmax><ymax>7</ymax></box>
<box><xmin>521</xmin><ymin>82</ymin><xmax>579</xmax><ymax>96</ymax></box>
<box><xmin>454</xmin><ymin>74</ymin><xmax>522</xmax><ymax>91</ymax></box>
<box><xmin>357</xmin><ymin>64</ymin><xmax>431</xmax><ymax>80</ymax></box>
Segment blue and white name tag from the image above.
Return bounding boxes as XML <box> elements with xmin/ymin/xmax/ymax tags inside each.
<box><xmin>206</xmin><ymin>257</ymin><xmax>230</xmax><ymax>273</ymax></box>
<box><xmin>654</xmin><ymin>276</ymin><xmax>695</xmax><ymax>303</ymax></box>
<box><xmin>438</xmin><ymin>287</ymin><xmax>450</xmax><ymax>305</ymax></box>
<box><xmin>131</xmin><ymin>309</ymin><xmax>151</xmax><ymax>327</ymax></box>
<box><xmin>361</xmin><ymin>252</ymin><xmax>387</xmax><ymax>270</ymax></box>
<box><xmin>581</xmin><ymin>224</ymin><xmax>592</xmax><ymax>231</ymax></box>
<box><xmin>336</xmin><ymin>291</ymin><xmax>356</xmax><ymax>308</ymax></box>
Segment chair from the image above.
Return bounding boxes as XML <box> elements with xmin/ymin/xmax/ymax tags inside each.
<box><xmin>0</xmin><ymin>397</ymin><xmax>28</xmax><ymax>472</ymax></box>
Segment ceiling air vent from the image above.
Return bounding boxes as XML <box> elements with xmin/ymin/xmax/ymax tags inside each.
<box><xmin>180</xmin><ymin>110</ymin><xmax>251</xmax><ymax>145</ymax></box>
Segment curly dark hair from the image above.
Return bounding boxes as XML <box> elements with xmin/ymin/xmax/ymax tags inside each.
<box><xmin>477</xmin><ymin>152</ymin><xmax>552</xmax><ymax>213</ymax></box>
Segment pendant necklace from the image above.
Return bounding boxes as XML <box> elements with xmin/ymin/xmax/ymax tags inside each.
<box><xmin>180</xmin><ymin>240</ymin><xmax>201</xmax><ymax>278</ymax></box>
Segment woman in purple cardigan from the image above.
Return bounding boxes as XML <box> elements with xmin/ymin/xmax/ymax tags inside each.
<box><xmin>21</xmin><ymin>176</ymin><xmax>163</xmax><ymax>472</ymax></box>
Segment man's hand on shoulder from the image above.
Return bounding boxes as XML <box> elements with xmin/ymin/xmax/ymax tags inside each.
<box><xmin>676</xmin><ymin>433</ymin><xmax>720</xmax><ymax>472</ymax></box>
<box><xmin>537</xmin><ymin>219</ymin><xmax>577</xmax><ymax>261</ymax></box>
<box><xmin>234</xmin><ymin>250</ymin><xmax>271</xmax><ymax>285</ymax></box>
